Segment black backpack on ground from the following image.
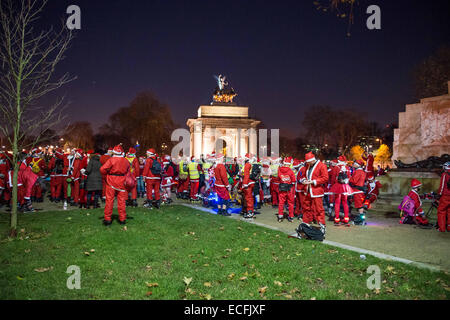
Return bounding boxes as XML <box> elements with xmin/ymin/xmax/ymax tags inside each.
<box><xmin>249</xmin><ymin>163</ymin><xmax>261</xmax><ymax>181</ymax></box>
<box><xmin>150</xmin><ymin>159</ymin><xmax>162</xmax><ymax>175</ymax></box>
<box><xmin>296</xmin><ymin>222</ymin><xmax>325</xmax><ymax>241</ymax></box>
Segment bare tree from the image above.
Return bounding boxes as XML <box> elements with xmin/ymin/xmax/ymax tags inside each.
<box><xmin>0</xmin><ymin>0</ymin><xmax>75</xmax><ymax>237</ymax></box>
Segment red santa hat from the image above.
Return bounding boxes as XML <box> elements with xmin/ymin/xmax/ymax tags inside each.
<box><xmin>112</xmin><ymin>145</ymin><xmax>124</xmax><ymax>156</ymax></box>
<box><xmin>411</xmin><ymin>179</ymin><xmax>422</xmax><ymax>188</ymax></box>
<box><xmin>292</xmin><ymin>159</ymin><xmax>301</xmax><ymax>168</ymax></box>
<box><xmin>146</xmin><ymin>148</ymin><xmax>156</xmax><ymax>157</ymax></box>
<box><xmin>331</xmin><ymin>159</ymin><xmax>338</xmax><ymax>165</ymax></box>
<box><xmin>305</xmin><ymin>152</ymin><xmax>316</xmax><ymax>163</ymax></box>
<box><xmin>31</xmin><ymin>147</ymin><xmax>40</xmax><ymax>154</ymax></box>
<box><xmin>128</xmin><ymin>147</ymin><xmax>136</xmax><ymax>155</ymax></box>
<box><xmin>245</xmin><ymin>153</ymin><xmax>254</xmax><ymax>160</ymax></box>
<box><xmin>367</xmin><ymin>173</ymin><xmax>375</xmax><ymax>181</ymax></box>
<box><xmin>283</xmin><ymin>157</ymin><xmax>292</xmax><ymax>165</ymax></box>
<box><xmin>87</xmin><ymin>149</ymin><xmax>94</xmax><ymax>155</ymax></box>
<box><xmin>338</xmin><ymin>155</ymin><xmax>347</xmax><ymax>163</ymax></box>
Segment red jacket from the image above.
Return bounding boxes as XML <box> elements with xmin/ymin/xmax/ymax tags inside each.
<box><xmin>214</xmin><ymin>163</ymin><xmax>229</xmax><ymax>188</ymax></box>
<box><xmin>243</xmin><ymin>162</ymin><xmax>255</xmax><ymax>187</ymax></box>
<box><xmin>349</xmin><ymin>168</ymin><xmax>366</xmax><ymax>194</ymax></box>
<box><xmin>126</xmin><ymin>156</ymin><xmax>140</xmax><ymax>178</ymax></box>
<box><xmin>366</xmin><ymin>180</ymin><xmax>382</xmax><ymax>196</ymax></box>
<box><xmin>278</xmin><ymin>166</ymin><xmax>295</xmax><ymax>190</ymax></box>
<box><xmin>142</xmin><ymin>157</ymin><xmax>161</xmax><ymax>180</ymax></box>
<box><xmin>362</xmin><ymin>154</ymin><xmax>374</xmax><ymax>173</ymax></box>
<box><xmin>438</xmin><ymin>172</ymin><xmax>450</xmax><ymax>197</ymax></box>
<box><xmin>100</xmin><ymin>156</ymin><xmax>130</xmax><ymax>191</ymax></box>
<box><xmin>300</xmin><ymin>160</ymin><xmax>329</xmax><ymax>198</ymax></box>
<box><xmin>295</xmin><ymin>166</ymin><xmax>306</xmax><ymax>192</ymax></box>
<box><xmin>408</xmin><ymin>189</ymin><xmax>424</xmax><ymax>215</ymax></box>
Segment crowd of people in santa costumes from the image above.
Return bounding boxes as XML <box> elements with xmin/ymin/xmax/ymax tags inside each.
<box><xmin>1</xmin><ymin>144</ymin><xmax>449</xmax><ymax>235</ymax></box>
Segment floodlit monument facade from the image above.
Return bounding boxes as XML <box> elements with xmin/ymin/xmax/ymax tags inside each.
<box><xmin>392</xmin><ymin>81</ymin><xmax>450</xmax><ymax>165</ymax></box>
<box><xmin>187</xmin><ymin>75</ymin><xmax>261</xmax><ymax>158</ymax></box>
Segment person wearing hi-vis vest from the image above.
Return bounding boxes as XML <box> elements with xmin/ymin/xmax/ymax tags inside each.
<box><xmin>188</xmin><ymin>156</ymin><xmax>201</xmax><ymax>201</ymax></box>
<box><xmin>100</xmin><ymin>144</ymin><xmax>129</xmax><ymax>226</ymax></box>
<box><xmin>125</xmin><ymin>148</ymin><xmax>140</xmax><ymax>207</ymax></box>
<box><xmin>30</xmin><ymin>148</ymin><xmax>46</xmax><ymax>202</ymax></box>
<box><xmin>142</xmin><ymin>148</ymin><xmax>162</xmax><ymax>209</ymax></box>
<box><xmin>177</xmin><ymin>156</ymin><xmax>190</xmax><ymax>199</ymax></box>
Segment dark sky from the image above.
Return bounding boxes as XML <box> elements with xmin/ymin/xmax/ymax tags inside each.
<box><xmin>41</xmin><ymin>0</ymin><xmax>450</xmax><ymax>137</ymax></box>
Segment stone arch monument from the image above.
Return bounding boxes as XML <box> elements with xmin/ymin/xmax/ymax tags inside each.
<box><xmin>187</xmin><ymin>75</ymin><xmax>261</xmax><ymax>158</ymax></box>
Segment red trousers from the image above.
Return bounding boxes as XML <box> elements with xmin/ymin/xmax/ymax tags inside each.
<box><xmin>243</xmin><ymin>184</ymin><xmax>254</xmax><ymax>212</ymax></box>
<box><xmin>50</xmin><ymin>176</ymin><xmax>63</xmax><ymax>199</ymax></box>
<box><xmin>190</xmin><ymin>180</ymin><xmax>199</xmax><ymax>199</ymax></box>
<box><xmin>129</xmin><ymin>185</ymin><xmax>137</xmax><ymax>200</ymax></box>
<box><xmin>437</xmin><ymin>194</ymin><xmax>450</xmax><ymax>232</ymax></box>
<box><xmin>294</xmin><ymin>191</ymin><xmax>304</xmax><ymax>215</ymax></box>
<box><xmin>32</xmin><ymin>183</ymin><xmax>42</xmax><ymax>199</ymax></box>
<box><xmin>302</xmin><ymin>194</ymin><xmax>326</xmax><ymax>225</ymax></box>
<box><xmin>177</xmin><ymin>178</ymin><xmax>189</xmax><ymax>193</ymax></box>
<box><xmin>278</xmin><ymin>189</ymin><xmax>294</xmax><ymax>217</ymax></box>
<box><xmin>102</xmin><ymin>175</ymin><xmax>107</xmax><ymax>197</ymax></box>
<box><xmin>104</xmin><ymin>185</ymin><xmax>127</xmax><ymax>222</ymax></box>
<box><xmin>146</xmin><ymin>179</ymin><xmax>160</xmax><ymax>201</ymax></box>
<box><xmin>271</xmin><ymin>183</ymin><xmax>279</xmax><ymax>205</ymax></box>
<box><xmin>334</xmin><ymin>194</ymin><xmax>349</xmax><ymax>223</ymax></box>
<box><xmin>353</xmin><ymin>193</ymin><xmax>364</xmax><ymax>209</ymax></box>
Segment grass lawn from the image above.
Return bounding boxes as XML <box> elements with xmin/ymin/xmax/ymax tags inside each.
<box><xmin>0</xmin><ymin>205</ymin><xmax>449</xmax><ymax>300</ymax></box>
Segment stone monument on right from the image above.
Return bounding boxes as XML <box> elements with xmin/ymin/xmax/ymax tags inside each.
<box><xmin>392</xmin><ymin>81</ymin><xmax>450</xmax><ymax>166</ymax></box>
<box><xmin>382</xmin><ymin>81</ymin><xmax>450</xmax><ymax>195</ymax></box>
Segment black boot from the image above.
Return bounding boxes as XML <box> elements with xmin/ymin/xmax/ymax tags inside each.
<box><xmin>103</xmin><ymin>219</ymin><xmax>112</xmax><ymax>226</ymax></box>
<box><xmin>154</xmin><ymin>200</ymin><xmax>160</xmax><ymax>209</ymax></box>
<box><xmin>119</xmin><ymin>220</ymin><xmax>126</xmax><ymax>225</ymax></box>
<box><xmin>132</xmin><ymin>199</ymin><xmax>138</xmax><ymax>207</ymax></box>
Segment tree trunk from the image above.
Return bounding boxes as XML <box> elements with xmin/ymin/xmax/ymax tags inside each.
<box><xmin>10</xmin><ymin>158</ymin><xmax>19</xmax><ymax>238</ymax></box>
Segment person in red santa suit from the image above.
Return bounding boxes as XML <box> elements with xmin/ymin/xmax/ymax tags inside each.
<box><xmin>48</xmin><ymin>148</ymin><xmax>65</xmax><ymax>202</ymax></box>
<box><xmin>69</xmin><ymin>149</ymin><xmax>83</xmax><ymax>206</ymax></box>
<box><xmin>143</xmin><ymin>148</ymin><xmax>162</xmax><ymax>209</ymax></box>
<box><xmin>362</xmin><ymin>151</ymin><xmax>375</xmax><ymax>177</ymax></box>
<box><xmin>0</xmin><ymin>152</ymin><xmax>11</xmax><ymax>204</ymax></box>
<box><xmin>188</xmin><ymin>156</ymin><xmax>202</xmax><ymax>202</ymax></box>
<box><xmin>326</xmin><ymin>159</ymin><xmax>339</xmax><ymax>217</ymax></box>
<box><xmin>242</xmin><ymin>153</ymin><xmax>257</xmax><ymax>219</ymax></box>
<box><xmin>78</xmin><ymin>150</ymin><xmax>90</xmax><ymax>208</ymax></box>
<box><xmin>270</xmin><ymin>156</ymin><xmax>281</xmax><ymax>208</ymax></box>
<box><xmin>436</xmin><ymin>162</ymin><xmax>450</xmax><ymax>232</ymax></box>
<box><xmin>61</xmin><ymin>149</ymin><xmax>75</xmax><ymax>204</ymax></box>
<box><xmin>277</xmin><ymin>157</ymin><xmax>296</xmax><ymax>222</ymax></box>
<box><xmin>349</xmin><ymin>159</ymin><xmax>367</xmax><ymax>225</ymax></box>
<box><xmin>161</xmin><ymin>155</ymin><xmax>175</xmax><ymax>204</ymax></box>
<box><xmin>294</xmin><ymin>159</ymin><xmax>306</xmax><ymax>219</ymax></box>
<box><xmin>18</xmin><ymin>154</ymin><xmax>38</xmax><ymax>212</ymax></box>
<box><xmin>214</xmin><ymin>153</ymin><xmax>231</xmax><ymax>216</ymax></box>
<box><xmin>299</xmin><ymin>152</ymin><xmax>328</xmax><ymax>234</ymax></box>
<box><xmin>329</xmin><ymin>155</ymin><xmax>353</xmax><ymax>226</ymax></box>
<box><xmin>100</xmin><ymin>144</ymin><xmax>129</xmax><ymax>225</ymax></box>
<box><xmin>29</xmin><ymin>148</ymin><xmax>46</xmax><ymax>202</ymax></box>
<box><xmin>363</xmin><ymin>173</ymin><xmax>382</xmax><ymax>209</ymax></box>
<box><xmin>125</xmin><ymin>148</ymin><xmax>140</xmax><ymax>207</ymax></box>
<box><xmin>99</xmin><ymin>147</ymin><xmax>113</xmax><ymax>202</ymax></box>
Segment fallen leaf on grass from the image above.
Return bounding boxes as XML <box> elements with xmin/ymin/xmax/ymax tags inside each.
<box><xmin>24</xmin><ymin>249</ymin><xmax>30</xmax><ymax>253</ymax></box>
<box><xmin>122</xmin><ymin>226</ymin><xmax>128</xmax><ymax>231</ymax></box>
<box><xmin>237</xmin><ymin>227</ymin><xmax>243</xmax><ymax>231</ymax></box>
<box><xmin>204</xmin><ymin>282</ymin><xmax>212</xmax><ymax>287</ymax></box>
<box><xmin>34</xmin><ymin>267</ymin><xmax>53</xmax><ymax>273</ymax></box>
<box><xmin>90</xmin><ymin>249</ymin><xmax>95</xmax><ymax>253</ymax></box>
<box><xmin>239</xmin><ymin>276</ymin><xmax>248</xmax><ymax>281</ymax></box>
<box><xmin>183</xmin><ymin>277</ymin><xmax>193</xmax><ymax>286</ymax></box>
<box><xmin>84</xmin><ymin>252</ymin><xmax>90</xmax><ymax>256</ymax></box>
<box><xmin>243</xmin><ymin>247</ymin><xmax>250</xmax><ymax>252</ymax></box>
<box><xmin>145</xmin><ymin>282</ymin><xmax>159</xmax><ymax>288</ymax></box>
<box><xmin>274</xmin><ymin>280</ymin><xmax>283</xmax><ymax>287</ymax></box>
<box><xmin>228</xmin><ymin>273</ymin><xmax>235</xmax><ymax>280</ymax></box>
<box><xmin>185</xmin><ymin>288</ymin><xmax>196</xmax><ymax>295</ymax></box>
<box><xmin>203</xmin><ymin>264</ymin><xmax>209</xmax><ymax>267</ymax></box>
<box><xmin>310</xmin><ymin>297</ymin><xmax>316</xmax><ymax>300</ymax></box>
<box><xmin>284</xmin><ymin>294</ymin><xmax>292</xmax><ymax>299</ymax></box>
<box><xmin>225</xmin><ymin>248</ymin><xmax>232</xmax><ymax>252</ymax></box>
<box><xmin>219</xmin><ymin>226</ymin><xmax>225</xmax><ymax>231</ymax></box>
<box><xmin>337</xmin><ymin>289</ymin><xmax>343</xmax><ymax>294</ymax></box>
<box><xmin>146</xmin><ymin>291</ymin><xmax>152</xmax><ymax>296</ymax></box>
<box><xmin>258</xmin><ymin>286</ymin><xmax>268</xmax><ymax>295</ymax></box>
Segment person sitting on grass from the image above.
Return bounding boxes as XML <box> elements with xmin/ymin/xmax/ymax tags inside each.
<box><xmin>399</xmin><ymin>179</ymin><xmax>429</xmax><ymax>226</ymax></box>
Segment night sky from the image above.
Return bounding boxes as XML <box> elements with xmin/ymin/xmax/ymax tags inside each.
<box><xmin>41</xmin><ymin>0</ymin><xmax>450</xmax><ymax>137</ymax></box>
